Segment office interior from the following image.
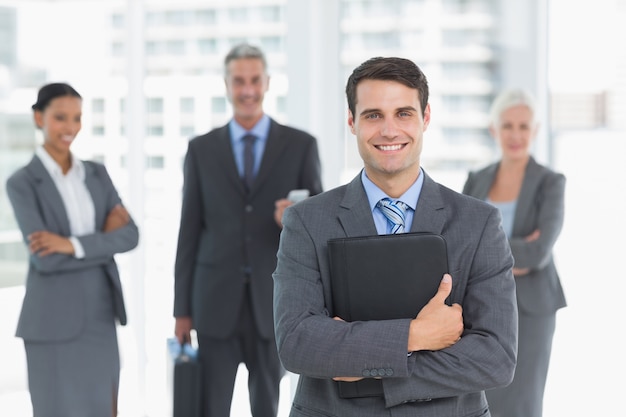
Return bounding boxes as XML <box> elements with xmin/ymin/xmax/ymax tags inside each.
<box><xmin>0</xmin><ymin>0</ymin><xmax>624</xmax><ymax>415</ymax></box>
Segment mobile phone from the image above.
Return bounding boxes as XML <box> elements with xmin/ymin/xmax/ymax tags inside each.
<box><xmin>287</xmin><ymin>189</ymin><xmax>310</xmax><ymax>203</ymax></box>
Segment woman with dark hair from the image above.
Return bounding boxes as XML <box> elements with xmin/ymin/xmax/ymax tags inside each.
<box><xmin>6</xmin><ymin>82</ymin><xmax>139</xmax><ymax>417</ymax></box>
<box><xmin>463</xmin><ymin>88</ymin><xmax>566</xmax><ymax>417</ymax></box>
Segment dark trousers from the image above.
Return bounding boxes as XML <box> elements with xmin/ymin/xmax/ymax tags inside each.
<box><xmin>197</xmin><ymin>285</ymin><xmax>283</xmax><ymax>417</ymax></box>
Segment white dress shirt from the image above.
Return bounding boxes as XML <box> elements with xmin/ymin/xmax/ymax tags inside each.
<box><xmin>35</xmin><ymin>146</ymin><xmax>96</xmax><ymax>258</ymax></box>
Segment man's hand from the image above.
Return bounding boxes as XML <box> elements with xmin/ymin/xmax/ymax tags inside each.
<box><xmin>174</xmin><ymin>317</ymin><xmax>193</xmax><ymax>345</ymax></box>
<box><xmin>28</xmin><ymin>231</ymin><xmax>74</xmax><ymax>256</ymax></box>
<box><xmin>273</xmin><ymin>198</ymin><xmax>293</xmax><ymax>228</ymax></box>
<box><xmin>407</xmin><ymin>274</ymin><xmax>463</xmax><ymax>352</ymax></box>
<box><xmin>104</xmin><ymin>204</ymin><xmax>130</xmax><ymax>232</ymax></box>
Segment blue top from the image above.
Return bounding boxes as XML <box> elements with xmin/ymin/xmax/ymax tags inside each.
<box><xmin>361</xmin><ymin>168</ymin><xmax>425</xmax><ymax>235</ymax></box>
<box><xmin>229</xmin><ymin>114</ymin><xmax>271</xmax><ymax>178</ymax></box>
<box><xmin>487</xmin><ymin>198</ymin><xmax>517</xmax><ymax>238</ymax></box>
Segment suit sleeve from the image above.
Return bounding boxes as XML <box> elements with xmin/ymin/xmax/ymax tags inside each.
<box><xmin>173</xmin><ymin>141</ymin><xmax>203</xmax><ymax>318</ymax></box>
<box><xmin>6</xmin><ymin>167</ymin><xmax>138</xmax><ymax>275</ymax></box>
<box><xmin>384</xmin><ymin>208</ymin><xmax>518</xmax><ymax>406</ymax></box>
<box><xmin>76</xmin><ymin>164</ymin><xmax>139</xmax><ymax>259</ymax></box>
<box><xmin>509</xmin><ymin>172</ymin><xmax>566</xmax><ymax>270</ymax></box>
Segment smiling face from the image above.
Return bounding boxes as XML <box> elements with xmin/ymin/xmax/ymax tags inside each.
<box><xmin>348</xmin><ymin>79</ymin><xmax>430</xmax><ymax>196</ymax></box>
<box><xmin>34</xmin><ymin>95</ymin><xmax>82</xmax><ymax>160</ymax></box>
<box><xmin>224</xmin><ymin>57</ymin><xmax>269</xmax><ymax>130</ymax></box>
<box><xmin>490</xmin><ymin>104</ymin><xmax>537</xmax><ymax>163</ymax></box>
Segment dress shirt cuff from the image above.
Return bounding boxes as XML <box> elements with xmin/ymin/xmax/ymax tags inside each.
<box><xmin>70</xmin><ymin>236</ymin><xmax>85</xmax><ymax>259</ymax></box>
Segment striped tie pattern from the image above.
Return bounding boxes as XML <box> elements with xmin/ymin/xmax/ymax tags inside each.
<box><xmin>378</xmin><ymin>198</ymin><xmax>409</xmax><ymax>234</ymax></box>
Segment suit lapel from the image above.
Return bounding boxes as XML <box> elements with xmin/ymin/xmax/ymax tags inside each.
<box><xmin>410</xmin><ymin>172</ymin><xmax>446</xmax><ymax>234</ymax></box>
<box><xmin>513</xmin><ymin>157</ymin><xmax>541</xmax><ymax>234</ymax></box>
<box><xmin>83</xmin><ymin>162</ymin><xmax>106</xmax><ymax>228</ymax></box>
<box><xmin>213</xmin><ymin>126</ymin><xmax>248</xmax><ymax>195</ymax></box>
<box><xmin>474</xmin><ymin>163</ymin><xmax>498</xmax><ymax>201</ymax></box>
<box><xmin>27</xmin><ymin>156</ymin><xmax>71</xmax><ymax>235</ymax></box>
<box><xmin>337</xmin><ymin>174</ymin><xmax>378</xmax><ymax>237</ymax></box>
<box><xmin>250</xmin><ymin>119</ymin><xmax>287</xmax><ymax>197</ymax></box>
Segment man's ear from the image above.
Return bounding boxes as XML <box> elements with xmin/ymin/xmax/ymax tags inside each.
<box><xmin>422</xmin><ymin>103</ymin><xmax>431</xmax><ymax>130</ymax></box>
<box><xmin>347</xmin><ymin>110</ymin><xmax>356</xmax><ymax>134</ymax></box>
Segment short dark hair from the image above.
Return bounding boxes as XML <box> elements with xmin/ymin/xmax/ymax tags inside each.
<box><xmin>345</xmin><ymin>57</ymin><xmax>429</xmax><ymax>118</ymax></box>
<box><xmin>224</xmin><ymin>43</ymin><xmax>267</xmax><ymax>77</ymax></box>
<box><xmin>32</xmin><ymin>82</ymin><xmax>81</xmax><ymax>112</ymax></box>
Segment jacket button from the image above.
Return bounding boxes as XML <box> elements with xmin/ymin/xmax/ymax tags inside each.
<box><xmin>245</xmin><ymin>205</ymin><xmax>253</xmax><ymax>212</ymax></box>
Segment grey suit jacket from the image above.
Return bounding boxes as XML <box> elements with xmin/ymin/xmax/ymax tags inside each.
<box><xmin>6</xmin><ymin>155</ymin><xmax>139</xmax><ymax>342</ymax></box>
<box><xmin>273</xmin><ymin>171</ymin><xmax>518</xmax><ymax>416</ymax></box>
<box><xmin>462</xmin><ymin>157</ymin><xmax>567</xmax><ymax>315</ymax></box>
<box><xmin>173</xmin><ymin>118</ymin><xmax>322</xmax><ymax>340</ymax></box>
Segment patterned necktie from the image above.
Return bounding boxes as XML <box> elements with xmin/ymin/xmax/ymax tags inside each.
<box><xmin>242</xmin><ymin>134</ymin><xmax>256</xmax><ymax>191</ymax></box>
<box><xmin>378</xmin><ymin>198</ymin><xmax>409</xmax><ymax>234</ymax></box>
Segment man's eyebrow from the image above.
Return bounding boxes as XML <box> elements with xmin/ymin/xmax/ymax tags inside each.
<box><xmin>359</xmin><ymin>108</ymin><xmax>381</xmax><ymax>117</ymax></box>
<box><xmin>359</xmin><ymin>106</ymin><xmax>418</xmax><ymax>117</ymax></box>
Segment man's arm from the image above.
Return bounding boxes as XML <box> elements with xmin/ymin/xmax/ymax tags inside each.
<box><xmin>173</xmin><ymin>142</ymin><xmax>203</xmax><ymax>337</ymax></box>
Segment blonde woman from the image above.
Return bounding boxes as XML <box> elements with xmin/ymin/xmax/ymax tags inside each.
<box><xmin>463</xmin><ymin>88</ymin><xmax>566</xmax><ymax>417</ymax></box>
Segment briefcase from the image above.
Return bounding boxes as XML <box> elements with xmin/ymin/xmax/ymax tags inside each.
<box><xmin>171</xmin><ymin>339</ymin><xmax>202</xmax><ymax>417</ymax></box>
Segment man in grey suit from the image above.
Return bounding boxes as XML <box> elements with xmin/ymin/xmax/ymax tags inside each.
<box><xmin>173</xmin><ymin>43</ymin><xmax>323</xmax><ymax>417</ymax></box>
<box><xmin>273</xmin><ymin>57</ymin><xmax>518</xmax><ymax>416</ymax></box>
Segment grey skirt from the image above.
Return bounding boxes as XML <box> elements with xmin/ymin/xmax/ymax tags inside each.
<box><xmin>24</xmin><ymin>268</ymin><xmax>120</xmax><ymax>417</ymax></box>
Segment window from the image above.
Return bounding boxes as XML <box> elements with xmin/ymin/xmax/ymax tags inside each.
<box><xmin>198</xmin><ymin>38</ymin><xmax>217</xmax><ymax>54</ymax></box>
<box><xmin>147</xmin><ymin>98</ymin><xmax>164</xmax><ymax>113</ymax></box>
<box><xmin>146</xmin><ymin>41</ymin><xmax>164</xmax><ymax>56</ymax></box>
<box><xmin>111</xmin><ymin>41</ymin><xmax>124</xmax><ymax>57</ymax></box>
<box><xmin>165</xmin><ymin>10</ymin><xmax>188</xmax><ymax>26</ymax></box>
<box><xmin>146</xmin><ymin>125</ymin><xmax>164</xmax><ymax>136</ymax></box>
<box><xmin>362</xmin><ymin>32</ymin><xmax>400</xmax><ymax>49</ymax></box>
<box><xmin>146</xmin><ymin>155</ymin><xmax>165</xmax><ymax>168</ymax></box>
<box><xmin>92</xmin><ymin>125</ymin><xmax>105</xmax><ymax>136</ymax></box>
<box><xmin>180</xmin><ymin>97</ymin><xmax>194</xmax><ymax>113</ymax></box>
<box><xmin>261</xmin><ymin>36</ymin><xmax>283</xmax><ymax>53</ymax></box>
<box><xmin>180</xmin><ymin>125</ymin><xmax>195</xmax><ymax>137</ymax></box>
<box><xmin>229</xmin><ymin>7</ymin><xmax>248</xmax><ymax>23</ymax></box>
<box><xmin>166</xmin><ymin>40</ymin><xmax>186</xmax><ymax>55</ymax></box>
<box><xmin>111</xmin><ymin>13</ymin><xmax>124</xmax><ymax>28</ymax></box>
<box><xmin>260</xmin><ymin>5</ymin><xmax>282</xmax><ymax>22</ymax></box>
<box><xmin>211</xmin><ymin>97</ymin><xmax>227</xmax><ymax>113</ymax></box>
<box><xmin>196</xmin><ymin>9</ymin><xmax>216</xmax><ymax>25</ymax></box>
<box><xmin>276</xmin><ymin>96</ymin><xmax>287</xmax><ymax>113</ymax></box>
<box><xmin>92</xmin><ymin>98</ymin><xmax>105</xmax><ymax>113</ymax></box>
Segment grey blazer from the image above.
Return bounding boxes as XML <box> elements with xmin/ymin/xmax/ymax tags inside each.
<box><xmin>173</xmin><ymin>118</ymin><xmax>323</xmax><ymax>340</ymax></box>
<box><xmin>273</xmin><ymin>171</ymin><xmax>518</xmax><ymax>417</ymax></box>
<box><xmin>6</xmin><ymin>155</ymin><xmax>139</xmax><ymax>342</ymax></box>
<box><xmin>462</xmin><ymin>157</ymin><xmax>567</xmax><ymax>315</ymax></box>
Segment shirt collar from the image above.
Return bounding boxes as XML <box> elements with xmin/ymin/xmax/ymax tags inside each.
<box><xmin>229</xmin><ymin>114</ymin><xmax>271</xmax><ymax>143</ymax></box>
<box><xmin>361</xmin><ymin>167</ymin><xmax>424</xmax><ymax>213</ymax></box>
<box><xmin>35</xmin><ymin>146</ymin><xmax>85</xmax><ymax>180</ymax></box>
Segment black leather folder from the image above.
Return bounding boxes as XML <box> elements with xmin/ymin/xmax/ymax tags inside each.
<box><xmin>328</xmin><ymin>232</ymin><xmax>449</xmax><ymax>322</ymax></box>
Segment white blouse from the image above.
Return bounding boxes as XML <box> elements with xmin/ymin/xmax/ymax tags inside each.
<box><xmin>35</xmin><ymin>146</ymin><xmax>96</xmax><ymax>258</ymax></box>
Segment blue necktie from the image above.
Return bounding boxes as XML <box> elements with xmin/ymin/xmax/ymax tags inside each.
<box><xmin>378</xmin><ymin>198</ymin><xmax>409</xmax><ymax>234</ymax></box>
<box><xmin>242</xmin><ymin>134</ymin><xmax>256</xmax><ymax>191</ymax></box>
